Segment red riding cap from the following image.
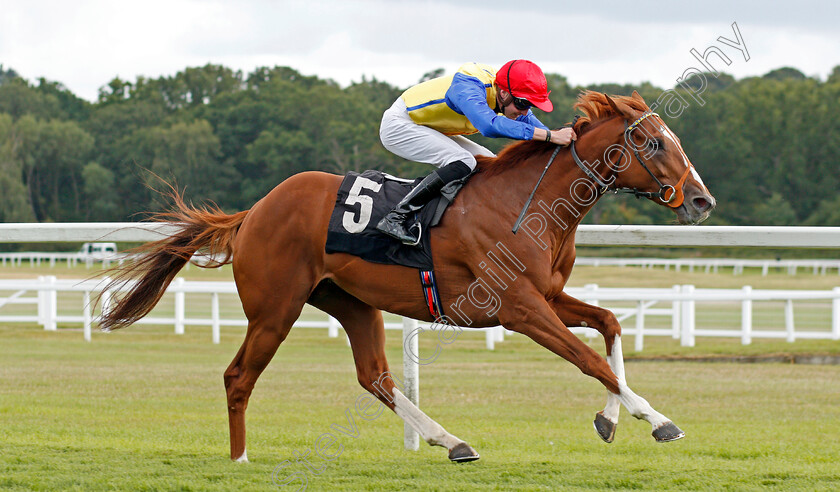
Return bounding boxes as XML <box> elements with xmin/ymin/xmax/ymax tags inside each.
<box><xmin>496</xmin><ymin>60</ymin><xmax>553</xmax><ymax>112</ymax></box>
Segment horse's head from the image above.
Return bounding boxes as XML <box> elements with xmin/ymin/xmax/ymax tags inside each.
<box><xmin>574</xmin><ymin>91</ymin><xmax>715</xmax><ymax>225</ymax></box>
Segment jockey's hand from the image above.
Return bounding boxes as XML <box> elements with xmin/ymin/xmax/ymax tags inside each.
<box><xmin>551</xmin><ymin>127</ymin><xmax>577</xmax><ymax>146</ymax></box>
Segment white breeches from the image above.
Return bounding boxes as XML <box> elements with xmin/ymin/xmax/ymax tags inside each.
<box><xmin>379</xmin><ymin>98</ymin><xmax>495</xmax><ymax>171</ymax></box>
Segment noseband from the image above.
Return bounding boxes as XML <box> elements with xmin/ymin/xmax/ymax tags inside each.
<box><xmin>570</xmin><ymin>111</ymin><xmax>693</xmax><ymax>208</ymax></box>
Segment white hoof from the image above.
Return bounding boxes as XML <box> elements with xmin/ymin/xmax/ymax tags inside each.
<box><xmin>234</xmin><ymin>449</ymin><xmax>249</xmax><ymax>463</ymax></box>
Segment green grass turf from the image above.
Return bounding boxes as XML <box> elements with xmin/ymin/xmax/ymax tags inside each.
<box><xmin>2</xmin><ymin>324</ymin><xmax>840</xmax><ymax>491</ymax></box>
<box><xmin>1</xmin><ymin>262</ymin><xmax>840</xmax><ymax>490</ymax></box>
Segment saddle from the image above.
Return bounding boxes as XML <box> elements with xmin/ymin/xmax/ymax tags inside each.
<box><xmin>325</xmin><ymin>169</ymin><xmax>469</xmax><ymax>270</ymax></box>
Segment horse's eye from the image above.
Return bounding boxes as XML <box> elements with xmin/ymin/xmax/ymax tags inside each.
<box><xmin>648</xmin><ymin>138</ymin><xmax>664</xmax><ymax>151</ymax></box>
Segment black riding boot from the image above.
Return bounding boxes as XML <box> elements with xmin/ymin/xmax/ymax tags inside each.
<box><xmin>376</xmin><ymin>160</ymin><xmax>471</xmax><ymax>245</ymax></box>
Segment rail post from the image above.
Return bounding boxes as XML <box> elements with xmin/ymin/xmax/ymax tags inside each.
<box><xmin>100</xmin><ymin>276</ymin><xmax>112</xmax><ymax>323</ymax></box>
<box><xmin>680</xmin><ymin>284</ymin><xmax>695</xmax><ymax>347</ymax></box>
<box><xmin>37</xmin><ymin>276</ymin><xmax>45</xmax><ymax>327</ymax></box>
<box><xmin>211</xmin><ymin>293</ymin><xmax>221</xmax><ymax>344</ymax></box>
<box><xmin>833</xmin><ymin>287</ymin><xmax>840</xmax><ymax>340</ymax></box>
<box><xmin>485</xmin><ymin>328</ymin><xmax>495</xmax><ymax>350</ymax></box>
<box><xmin>402</xmin><ymin>317</ymin><xmax>419</xmax><ymax>451</ymax></box>
<box><xmin>671</xmin><ymin>284</ymin><xmax>681</xmax><ymax>339</ymax></box>
<box><xmin>83</xmin><ymin>291</ymin><xmax>92</xmax><ymax>342</ymax></box>
<box><xmin>44</xmin><ymin>275</ymin><xmax>57</xmax><ymax>331</ymax></box>
<box><xmin>328</xmin><ymin>316</ymin><xmax>340</xmax><ymax>338</ymax></box>
<box><xmin>634</xmin><ymin>300</ymin><xmax>646</xmax><ymax>351</ymax></box>
<box><xmin>785</xmin><ymin>300</ymin><xmax>795</xmax><ymax>342</ymax></box>
<box><xmin>174</xmin><ymin>277</ymin><xmax>185</xmax><ymax>335</ymax></box>
<box><xmin>741</xmin><ymin>286</ymin><xmax>752</xmax><ymax>345</ymax></box>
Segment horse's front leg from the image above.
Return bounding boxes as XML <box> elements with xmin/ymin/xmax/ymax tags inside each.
<box><xmin>547</xmin><ymin>293</ymin><xmax>622</xmax><ymax>442</ymax></box>
<box><xmin>498</xmin><ymin>290</ymin><xmax>621</xmax><ymax>400</ymax></box>
<box><xmin>548</xmin><ymin>292</ymin><xmax>684</xmax><ymax>443</ymax></box>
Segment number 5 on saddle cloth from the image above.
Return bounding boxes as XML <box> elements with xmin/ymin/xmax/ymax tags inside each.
<box><xmin>325</xmin><ymin>169</ymin><xmax>470</xmax><ymax>271</ymax></box>
<box><xmin>325</xmin><ymin>169</ymin><xmax>471</xmax><ymax>319</ymax></box>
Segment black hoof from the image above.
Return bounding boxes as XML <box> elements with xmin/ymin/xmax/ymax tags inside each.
<box><xmin>448</xmin><ymin>442</ymin><xmax>480</xmax><ymax>463</ymax></box>
<box><xmin>652</xmin><ymin>422</ymin><xmax>685</xmax><ymax>442</ymax></box>
<box><xmin>593</xmin><ymin>411</ymin><xmax>616</xmax><ymax>443</ymax></box>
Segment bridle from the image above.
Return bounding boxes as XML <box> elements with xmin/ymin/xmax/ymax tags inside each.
<box><xmin>570</xmin><ymin>111</ymin><xmax>693</xmax><ymax>208</ymax></box>
<box><xmin>511</xmin><ymin>111</ymin><xmax>694</xmax><ymax>234</ymax></box>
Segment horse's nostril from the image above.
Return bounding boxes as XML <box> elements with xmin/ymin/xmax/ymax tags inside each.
<box><xmin>693</xmin><ymin>196</ymin><xmax>713</xmax><ymax>213</ymax></box>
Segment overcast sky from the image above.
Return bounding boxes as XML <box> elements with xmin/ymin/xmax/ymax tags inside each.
<box><xmin>2</xmin><ymin>0</ymin><xmax>838</xmax><ymax>101</ymax></box>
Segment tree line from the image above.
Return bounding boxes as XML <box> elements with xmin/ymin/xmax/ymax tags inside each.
<box><xmin>1</xmin><ymin>62</ymin><xmax>839</xmax><ymax>229</ymax></box>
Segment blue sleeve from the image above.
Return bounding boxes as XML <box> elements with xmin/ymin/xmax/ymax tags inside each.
<box><xmin>445</xmin><ymin>73</ymin><xmax>546</xmax><ymax>140</ymax></box>
<box><xmin>519</xmin><ymin>111</ymin><xmax>549</xmax><ymax>131</ymax></box>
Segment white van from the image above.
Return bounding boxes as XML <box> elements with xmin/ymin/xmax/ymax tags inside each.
<box><xmin>78</xmin><ymin>242</ymin><xmax>119</xmax><ymax>260</ymax></box>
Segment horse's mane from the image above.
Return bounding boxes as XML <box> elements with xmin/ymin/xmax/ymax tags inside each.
<box><xmin>571</xmin><ymin>90</ymin><xmax>650</xmax><ymax>134</ymax></box>
<box><xmin>479</xmin><ymin>90</ymin><xmax>650</xmax><ymax>177</ymax></box>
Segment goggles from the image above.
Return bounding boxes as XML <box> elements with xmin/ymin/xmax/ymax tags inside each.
<box><xmin>511</xmin><ymin>95</ymin><xmax>532</xmax><ymax>111</ymax></box>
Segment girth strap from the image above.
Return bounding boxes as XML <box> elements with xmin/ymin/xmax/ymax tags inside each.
<box><xmin>419</xmin><ymin>269</ymin><xmax>444</xmax><ymax>320</ymax></box>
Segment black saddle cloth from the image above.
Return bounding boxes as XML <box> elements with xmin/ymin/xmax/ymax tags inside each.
<box><xmin>325</xmin><ymin>169</ymin><xmax>468</xmax><ymax>270</ymax></box>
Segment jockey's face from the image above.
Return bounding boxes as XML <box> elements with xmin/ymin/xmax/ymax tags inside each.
<box><xmin>497</xmin><ymin>89</ymin><xmax>530</xmax><ymax>119</ymax></box>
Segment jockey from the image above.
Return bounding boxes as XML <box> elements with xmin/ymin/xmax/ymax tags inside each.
<box><xmin>377</xmin><ymin>59</ymin><xmax>576</xmax><ymax>245</ymax></box>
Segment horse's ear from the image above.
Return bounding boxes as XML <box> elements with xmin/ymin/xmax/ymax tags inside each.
<box><xmin>630</xmin><ymin>90</ymin><xmax>651</xmax><ymax>111</ymax></box>
<box><xmin>605</xmin><ymin>93</ymin><xmax>630</xmax><ymax>118</ymax></box>
<box><xmin>605</xmin><ymin>93</ymin><xmax>622</xmax><ymax>114</ymax></box>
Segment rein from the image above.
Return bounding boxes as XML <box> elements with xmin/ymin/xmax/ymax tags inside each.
<box><xmin>511</xmin><ymin>145</ymin><xmax>562</xmax><ymax>233</ymax></box>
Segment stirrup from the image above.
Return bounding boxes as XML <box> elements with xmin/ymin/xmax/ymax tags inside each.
<box><xmin>404</xmin><ymin>222</ymin><xmax>422</xmax><ymax>247</ymax></box>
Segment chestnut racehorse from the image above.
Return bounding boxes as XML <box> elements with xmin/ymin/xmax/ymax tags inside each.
<box><xmin>100</xmin><ymin>91</ymin><xmax>715</xmax><ymax>463</ymax></box>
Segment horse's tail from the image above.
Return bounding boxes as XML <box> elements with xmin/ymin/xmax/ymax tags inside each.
<box><xmin>98</xmin><ymin>191</ymin><xmax>249</xmax><ymax>332</ymax></box>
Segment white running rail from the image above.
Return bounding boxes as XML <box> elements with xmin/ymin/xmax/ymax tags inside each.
<box><xmin>2</xmin><ymin>277</ymin><xmax>838</xmax><ymax>350</ymax></box>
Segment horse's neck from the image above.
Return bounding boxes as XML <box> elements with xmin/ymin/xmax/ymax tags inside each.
<box><xmin>459</xmin><ymin>152</ymin><xmax>596</xmax><ymax>252</ymax></box>
<box><xmin>463</xmin><ymin>129</ymin><xmax>619</xmax><ymax>245</ymax></box>
<box><xmin>527</xmin><ymin>131</ymin><xmax>620</xmax><ymax>238</ymax></box>
<box><xmin>543</xmin><ymin>155</ymin><xmax>601</xmax><ymax>232</ymax></box>
<box><xmin>568</xmin><ymin>119</ymin><xmax>623</xmax><ymax>188</ymax></box>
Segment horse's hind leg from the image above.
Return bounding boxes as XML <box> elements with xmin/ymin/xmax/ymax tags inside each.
<box><xmin>307</xmin><ymin>281</ymin><xmax>479</xmax><ymax>462</ymax></box>
<box><xmin>224</xmin><ymin>273</ymin><xmax>312</xmax><ymax>462</ymax></box>
<box><xmin>550</xmin><ymin>292</ymin><xmax>684</xmax><ymax>442</ymax></box>
<box><xmin>224</xmin><ymin>313</ymin><xmax>298</xmax><ymax>462</ymax></box>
